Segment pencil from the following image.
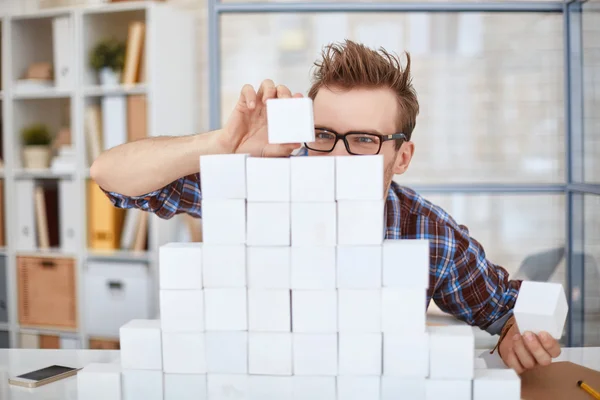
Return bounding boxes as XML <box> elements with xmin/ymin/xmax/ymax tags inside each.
<box><xmin>578</xmin><ymin>380</ymin><xmax>600</xmax><ymax>400</ymax></box>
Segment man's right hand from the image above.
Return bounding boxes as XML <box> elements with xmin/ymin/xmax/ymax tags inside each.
<box><xmin>218</xmin><ymin>79</ymin><xmax>304</xmax><ymax>157</ymax></box>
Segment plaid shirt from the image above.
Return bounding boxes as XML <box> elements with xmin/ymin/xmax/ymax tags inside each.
<box><xmin>103</xmin><ymin>151</ymin><xmax>520</xmax><ymax>335</ymax></box>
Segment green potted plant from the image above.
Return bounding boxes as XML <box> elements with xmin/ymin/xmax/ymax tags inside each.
<box><xmin>22</xmin><ymin>123</ymin><xmax>53</xmax><ymax>169</ymax></box>
<box><xmin>89</xmin><ymin>37</ymin><xmax>126</xmax><ymax>85</ymax></box>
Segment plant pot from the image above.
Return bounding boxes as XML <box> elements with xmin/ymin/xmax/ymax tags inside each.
<box><xmin>23</xmin><ymin>145</ymin><xmax>51</xmax><ymax>169</ymax></box>
<box><xmin>98</xmin><ymin>67</ymin><xmax>121</xmax><ymax>86</ymax></box>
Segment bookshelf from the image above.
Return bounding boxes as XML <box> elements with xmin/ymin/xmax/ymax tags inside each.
<box><xmin>0</xmin><ymin>1</ymin><xmax>196</xmax><ymax>349</ymax></box>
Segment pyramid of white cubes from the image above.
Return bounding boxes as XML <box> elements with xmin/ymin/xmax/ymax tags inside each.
<box><xmin>75</xmin><ymin>97</ymin><xmax>575</xmax><ymax>400</ymax></box>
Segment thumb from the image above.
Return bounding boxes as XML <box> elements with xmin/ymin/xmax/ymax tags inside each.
<box><xmin>262</xmin><ymin>143</ymin><xmax>302</xmax><ymax>158</ymax></box>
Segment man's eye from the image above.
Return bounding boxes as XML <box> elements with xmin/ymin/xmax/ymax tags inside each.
<box><xmin>316</xmin><ymin>133</ymin><xmax>333</xmax><ymax>140</ymax></box>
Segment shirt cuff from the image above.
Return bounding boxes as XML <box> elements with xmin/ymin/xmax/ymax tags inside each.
<box><xmin>485</xmin><ymin>310</ymin><xmax>514</xmax><ymax>336</ymax></box>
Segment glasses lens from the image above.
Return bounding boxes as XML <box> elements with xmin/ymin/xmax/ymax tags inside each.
<box><xmin>306</xmin><ymin>129</ymin><xmax>336</xmax><ymax>152</ymax></box>
<box><xmin>345</xmin><ymin>133</ymin><xmax>381</xmax><ymax>155</ymax></box>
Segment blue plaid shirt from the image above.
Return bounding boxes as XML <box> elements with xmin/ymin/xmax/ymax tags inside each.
<box><xmin>103</xmin><ymin>150</ymin><xmax>521</xmax><ymax>335</ymax></box>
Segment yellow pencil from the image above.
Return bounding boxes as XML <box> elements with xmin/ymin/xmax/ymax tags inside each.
<box><xmin>578</xmin><ymin>380</ymin><xmax>600</xmax><ymax>400</ymax></box>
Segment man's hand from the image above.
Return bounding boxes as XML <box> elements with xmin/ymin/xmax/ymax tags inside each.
<box><xmin>219</xmin><ymin>79</ymin><xmax>304</xmax><ymax>158</ymax></box>
<box><xmin>498</xmin><ymin>318</ymin><xmax>562</xmax><ymax>374</ymax></box>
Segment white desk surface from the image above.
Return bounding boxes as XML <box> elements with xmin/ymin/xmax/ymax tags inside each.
<box><xmin>0</xmin><ymin>348</ymin><xmax>598</xmax><ymax>399</ymax></box>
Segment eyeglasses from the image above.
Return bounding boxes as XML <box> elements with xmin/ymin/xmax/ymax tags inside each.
<box><xmin>304</xmin><ymin>128</ymin><xmax>407</xmax><ymax>155</ymax></box>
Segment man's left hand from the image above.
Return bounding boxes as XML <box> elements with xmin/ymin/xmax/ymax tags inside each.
<box><xmin>498</xmin><ymin>319</ymin><xmax>562</xmax><ymax>374</ymax></box>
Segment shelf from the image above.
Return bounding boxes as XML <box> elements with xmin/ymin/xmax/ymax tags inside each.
<box><xmin>84</xmin><ymin>84</ymin><xmax>147</xmax><ymax>97</ymax></box>
<box><xmin>82</xmin><ymin>1</ymin><xmax>152</xmax><ymax>14</ymax></box>
<box><xmin>15</xmin><ymin>249</ymin><xmax>77</xmax><ymax>259</ymax></box>
<box><xmin>13</xmin><ymin>87</ymin><xmax>72</xmax><ymax>100</ymax></box>
<box><xmin>0</xmin><ymin>248</ymin><xmax>7</xmax><ymax>256</ymax></box>
<box><xmin>14</xmin><ymin>169</ymin><xmax>75</xmax><ymax>180</ymax></box>
<box><xmin>86</xmin><ymin>249</ymin><xmax>153</xmax><ymax>263</ymax></box>
<box><xmin>0</xmin><ymin>322</ymin><xmax>10</xmax><ymax>331</ymax></box>
<box><xmin>19</xmin><ymin>326</ymin><xmax>79</xmax><ymax>336</ymax></box>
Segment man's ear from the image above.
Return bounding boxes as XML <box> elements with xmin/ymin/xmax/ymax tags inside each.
<box><xmin>393</xmin><ymin>141</ymin><xmax>415</xmax><ymax>175</ymax></box>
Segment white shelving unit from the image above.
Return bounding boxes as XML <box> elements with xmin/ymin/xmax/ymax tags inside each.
<box><xmin>0</xmin><ymin>1</ymin><xmax>196</xmax><ymax>349</ymax></box>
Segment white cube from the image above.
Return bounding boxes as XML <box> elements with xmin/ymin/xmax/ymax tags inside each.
<box><xmin>382</xmin><ymin>288</ymin><xmax>426</xmax><ymax>334</ymax></box>
<box><xmin>162</xmin><ymin>332</ymin><xmax>206</xmax><ymax>373</ymax></box>
<box><xmin>291</xmin><ymin>290</ymin><xmax>337</xmax><ymax>333</ymax></box>
<box><xmin>246</xmin><ymin>157</ymin><xmax>291</xmax><ymax>201</ymax></box>
<box><xmin>291</xmin><ymin>202</ymin><xmax>337</xmax><ymax>246</ymax></box>
<box><xmin>207</xmin><ymin>374</ymin><xmax>248</xmax><ymax>399</ymax></box>
<box><xmin>249</xmin><ymin>376</ymin><xmax>293</xmax><ymax>400</ymax></box>
<box><xmin>473</xmin><ymin>369</ymin><xmax>520</xmax><ymax>400</ymax></box>
<box><xmin>249</xmin><ymin>332</ymin><xmax>292</xmax><ymax>375</ymax></box>
<box><xmin>247</xmin><ymin>246</ymin><xmax>290</xmax><ymax>289</ymax></box>
<box><xmin>337</xmin><ymin>245</ymin><xmax>382</xmax><ymax>288</ymax></box>
<box><xmin>204</xmin><ymin>288</ymin><xmax>247</xmax><ymax>331</ymax></box>
<box><xmin>160</xmin><ymin>290</ymin><xmax>204</xmax><ymax>332</ymax></box>
<box><xmin>383</xmin><ymin>239</ymin><xmax>430</xmax><ymax>288</ymax></box>
<box><xmin>165</xmin><ymin>373</ymin><xmax>207</xmax><ymax>400</ymax></box>
<box><xmin>203</xmin><ymin>244</ymin><xmax>246</xmax><ymax>288</ymax></box>
<box><xmin>338</xmin><ymin>289</ymin><xmax>381</xmax><ymax>332</ymax></box>
<box><xmin>247</xmin><ymin>202</ymin><xmax>291</xmax><ymax>246</ymax></box>
<box><xmin>338</xmin><ymin>333</ymin><xmax>382</xmax><ymax>375</ymax></box>
<box><xmin>266</xmin><ymin>97</ymin><xmax>315</xmax><ymax>144</ymax></box>
<box><xmin>291</xmin><ymin>247</ymin><xmax>336</xmax><ymax>289</ymax></box>
<box><xmin>381</xmin><ymin>377</ymin><xmax>426</xmax><ymax>400</ymax></box>
<box><xmin>199</xmin><ymin>153</ymin><xmax>248</xmax><ymax>199</ymax></box>
<box><xmin>428</xmin><ymin>325</ymin><xmax>475</xmax><ymax>379</ymax></box>
<box><xmin>383</xmin><ymin>333</ymin><xmax>429</xmax><ymax>377</ymax></box>
<box><xmin>205</xmin><ymin>331</ymin><xmax>248</xmax><ymax>374</ymax></box>
<box><xmin>513</xmin><ymin>281</ymin><xmax>569</xmax><ymax>339</ymax></box>
<box><xmin>248</xmin><ymin>289</ymin><xmax>291</xmax><ymax>332</ymax></box>
<box><xmin>290</xmin><ymin>156</ymin><xmax>335</xmax><ymax>202</ymax></box>
<box><xmin>425</xmin><ymin>379</ymin><xmax>472</xmax><ymax>400</ymax></box>
<box><xmin>202</xmin><ymin>199</ymin><xmax>246</xmax><ymax>244</ymax></box>
<box><xmin>336</xmin><ymin>155</ymin><xmax>384</xmax><ymax>200</ymax></box>
<box><xmin>159</xmin><ymin>242</ymin><xmax>203</xmax><ymax>289</ymax></box>
<box><xmin>292</xmin><ymin>376</ymin><xmax>336</xmax><ymax>400</ymax></box>
<box><xmin>119</xmin><ymin>319</ymin><xmax>162</xmax><ymax>370</ymax></box>
<box><xmin>122</xmin><ymin>370</ymin><xmax>163</xmax><ymax>400</ymax></box>
<box><xmin>77</xmin><ymin>363</ymin><xmax>121</xmax><ymax>400</ymax></box>
<box><xmin>293</xmin><ymin>333</ymin><xmax>337</xmax><ymax>376</ymax></box>
<box><xmin>337</xmin><ymin>200</ymin><xmax>385</xmax><ymax>245</ymax></box>
<box><xmin>337</xmin><ymin>376</ymin><xmax>380</xmax><ymax>400</ymax></box>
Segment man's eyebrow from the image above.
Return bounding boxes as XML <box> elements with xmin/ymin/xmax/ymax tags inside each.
<box><xmin>315</xmin><ymin>126</ymin><xmax>385</xmax><ymax>136</ymax></box>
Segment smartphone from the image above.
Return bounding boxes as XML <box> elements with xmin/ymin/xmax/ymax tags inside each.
<box><xmin>8</xmin><ymin>365</ymin><xmax>80</xmax><ymax>388</ymax></box>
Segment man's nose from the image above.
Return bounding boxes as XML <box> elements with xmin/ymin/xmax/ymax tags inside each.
<box><xmin>330</xmin><ymin>139</ymin><xmax>350</xmax><ymax>156</ymax></box>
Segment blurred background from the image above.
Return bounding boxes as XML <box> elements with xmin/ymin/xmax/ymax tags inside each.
<box><xmin>0</xmin><ymin>0</ymin><xmax>596</xmax><ymax>351</ymax></box>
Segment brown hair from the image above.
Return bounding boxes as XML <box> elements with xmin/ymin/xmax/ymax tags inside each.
<box><xmin>308</xmin><ymin>40</ymin><xmax>419</xmax><ymax>149</ymax></box>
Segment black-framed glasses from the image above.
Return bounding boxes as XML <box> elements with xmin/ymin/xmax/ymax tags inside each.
<box><xmin>304</xmin><ymin>128</ymin><xmax>407</xmax><ymax>155</ymax></box>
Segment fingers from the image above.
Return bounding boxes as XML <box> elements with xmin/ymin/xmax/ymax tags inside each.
<box><xmin>256</xmin><ymin>79</ymin><xmax>277</xmax><ymax>104</ymax></box>
<box><xmin>276</xmin><ymin>85</ymin><xmax>293</xmax><ymax>98</ymax></box>
<box><xmin>539</xmin><ymin>331</ymin><xmax>562</xmax><ymax>358</ymax></box>
<box><xmin>522</xmin><ymin>332</ymin><xmax>552</xmax><ymax>366</ymax></box>
<box><xmin>503</xmin><ymin>347</ymin><xmax>525</xmax><ymax>374</ymax></box>
<box><xmin>512</xmin><ymin>333</ymin><xmax>536</xmax><ymax>370</ymax></box>
<box><xmin>262</xmin><ymin>143</ymin><xmax>302</xmax><ymax>158</ymax></box>
<box><xmin>293</xmin><ymin>92</ymin><xmax>303</xmax><ymax>98</ymax></box>
<box><xmin>239</xmin><ymin>84</ymin><xmax>257</xmax><ymax>110</ymax></box>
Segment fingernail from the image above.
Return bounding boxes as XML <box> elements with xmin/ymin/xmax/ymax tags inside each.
<box><xmin>525</xmin><ymin>332</ymin><xmax>534</xmax><ymax>342</ymax></box>
<box><xmin>249</xmin><ymin>101</ymin><xmax>255</xmax><ymax>108</ymax></box>
<box><xmin>513</xmin><ymin>334</ymin><xmax>521</xmax><ymax>341</ymax></box>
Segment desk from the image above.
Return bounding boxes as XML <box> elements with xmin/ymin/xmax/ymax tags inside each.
<box><xmin>0</xmin><ymin>348</ymin><xmax>598</xmax><ymax>399</ymax></box>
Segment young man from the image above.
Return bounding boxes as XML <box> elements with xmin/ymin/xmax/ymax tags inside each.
<box><xmin>91</xmin><ymin>40</ymin><xmax>561</xmax><ymax>373</ymax></box>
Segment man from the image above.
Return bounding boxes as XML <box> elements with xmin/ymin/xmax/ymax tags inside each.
<box><xmin>91</xmin><ymin>40</ymin><xmax>561</xmax><ymax>373</ymax></box>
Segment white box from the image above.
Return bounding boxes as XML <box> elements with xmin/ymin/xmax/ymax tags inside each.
<box><xmin>338</xmin><ymin>333</ymin><xmax>382</xmax><ymax>375</ymax></box>
<box><xmin>248</xmin><ymin>289</ymin><xmax>291</xmax><ymax>332</ymax></box>
<box><xmin>247</xmin><ymin>202</ymin><xmax>291</xmax><ymax>246</ymax></box>
<box><xmin>291</xmin><ymin>290</ymin><xmax>337</xmax><ymax>333</ymax></box>
<box><xmin>337</xmin><ymin>376</ymin><xmax>380</xmax><ymax>400</ymax></box>
<box><xmin>249</xmin><ymin>376</ymin><xmax>293</xmax><ymax>400</ymax></box>
<box><xmin>160</xmin><ymin>289</ymin><xmax>204</xmax><ymax>332</ymax></box>
<box><xmin>293</xmin><ymin>333</ymin><xmax>337</xmax><ymax>376</ymax></box>
<box><xmin>199</xmin><ymin>153</ymin><xmax>248</xmax><ymax>199</ymax></box>
<box><xmin>383</xmin><ymin>333</ymin><xmax>429</xmax><ymax>377</ymax></box>
<box><xmin>337</xmin><ymin>200</ymin><xmax>385</xmax><ymax>245</ymax></box>
<box><xmin>246</xmin><ymin>157</ymin><xmax>291</xmax><ymax>201</ymax></box>
<box><xmin>249</xmin><ymin>332</ymin><xmax>292</xmax><ymax>375</ymax></box>
<box><xmin>205</xmin><ymin>332</ymin><xmax>248</xmax><ymax>374</ymax></box>
<box><xmin>336</xmin><ymin>155</ymin><xmax>384</xmax><ymax>200</ymax></box>
<box><xmin>291</xmin><ymin>247</ymin><xmax>336</xmax><ymax>289</ymax></box>
<box><xmin>382</xmin><ymin>288</ymin><xmax>426</xmax><ymax>334</ymax></box>
<box><xmin>381</xmin><ymin>377</ymin><xmax>426</xmax><ymax>400</ymax></box>
<box><xmin>290</xmin><ymin>156</ymin><xmax>335</xmax><ymax>202</ymax></box>
<box><xmin>204</xmin><ymin>288</ymin><xmax>247</xmax><ymax>331</ymax></box>
<box><xmin>428</xmin><ymin>325</ymin><xmax>475</xmax><ymax>379</ymax></box>
<box><xmin>513</xmin><ymin>281</ymin><xmax>569</xmax><ymax>339</ymax></box>
<box><xmin>202</xmin><ymin>199</ymin><xmax>246</xmax><ymax>244</ymax></box>
<box><xmin>291</xmin><ymin>202</ymin><xmax>336</xmax><ymax>246</ymax></box>
<box><xmin>119</xmin><ymin>319</ymin><xmax>162</xmax><ymax>370</ymax></box>
<box><xmin>473</xmin><ymin>369</ymin><xmax>520</xmax><ymax>400</ymax></box>
<box><xmin>337</xmin><ymin>245</ymin><xmax>382</xmax><ymax>288</ymax></box>
<box><xmin>425</xmin><ymin>379</ymin><xmax>472</xmax><ymax>400</ymax></box>
<box><xmin>383</xmin><ymin>239</ymin><xmax>430</xmax><ymax>288</ymax></box>
<box><xmin>292</xmin><ymin>376</ymin><xmax>336</xmax><ymax>400</ymax></box>
<box><xmin>203</xmin><ymin>244</ymin><xmax>246</xmax><ymax>288</ymax></box>
<box><xmin>162</xmin><ymin>332</ymin><xmax>206</xmax><ymax>373</ymax></box>
<box><xmin>77</xmin><ymin>363</ymin><xmax>121</xmax><ymax>400</ymax></box>
<box><xmin>207</xmin><ymin>374</ymin><xmax>248</xmax><ymax>399</ymax></box>
<box><xmin>159</xmin><ymin>242</ymin><xmax>203</xmax><ymax>289</ymax></box>
<box><xmin>122</xmin><ymin>370</ymin><xmax>163</xmax><ymax>400</ymax></box>
<box><xmin>165</xmin><ymin>373</ymin><xmax>207</xmax><ymax>400</ymax></box>
<box><xmin>338</xmin><ymin>289</ymin><xmax>381</xmax><ymax>332</ymax></box>
<box><xmin>247</xmin><ymin>247</ymin><xmax>290</xmax><ymax>289</ymax></box>
<box><xmin>266</xmin><ymin>97</ymin><xmax>315</xmax><ymax>144</ymax></box>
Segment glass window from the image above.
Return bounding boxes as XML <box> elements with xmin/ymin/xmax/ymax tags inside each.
<box><xmin>584</xmin><ymin>194</ymin><xmax>600</xmax><ymax>346</ymax></box>
<box><xmin>221</xmin><ymin>13</ymin><xmax>565</xmax><ymax>184</ymax></box>
<box><xmin>583</xmin><ymin>1</ymin><xmax>600</xmax><ymax>183</ymax></box>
